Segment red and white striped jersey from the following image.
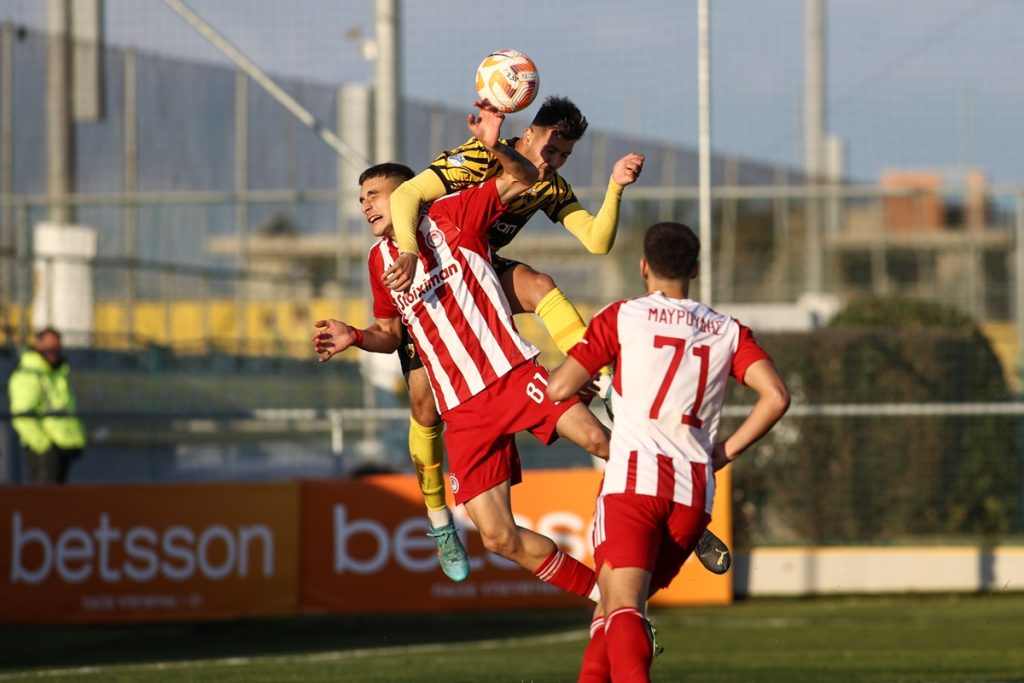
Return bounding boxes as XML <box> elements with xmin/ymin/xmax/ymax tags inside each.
<box><xmin>369</xmin><ymin>179</ymin><xmax>539</xmax><ymax>414</ymax></box>
<box><xmin>568</xmin><ymin>292</ymin><xmax>770</xmax><ymax>512</ymax></box>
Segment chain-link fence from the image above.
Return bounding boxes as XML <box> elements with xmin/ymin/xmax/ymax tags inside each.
<box><xmin>1</xmin><ymin>1</ymin><xmax>1022</xmax><ymax>545</ymax></box>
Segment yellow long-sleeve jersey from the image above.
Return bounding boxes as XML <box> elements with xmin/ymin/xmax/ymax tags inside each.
<box><xmin>390</xmin><ymin>136</ymin><xmax>624</xmax><ymax>257</ymax></box>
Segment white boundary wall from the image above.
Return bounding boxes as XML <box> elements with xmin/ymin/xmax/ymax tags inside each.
<box><xmin>735</xmin><ymin>546</ymin><xmax>1024</xmax><ymax>597</ymax></box>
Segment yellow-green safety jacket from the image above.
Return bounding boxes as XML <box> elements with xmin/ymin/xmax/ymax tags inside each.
<box><xmin>8</xmin><ymin>348</ymin><xmax>86</xmax><ymax>455</ymax></box>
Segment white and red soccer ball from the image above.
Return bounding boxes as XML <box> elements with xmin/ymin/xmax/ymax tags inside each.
<box><xmin>475</xmin><ymin>49</ymin><xmax>540</xmax><ymax>113</ymax></box>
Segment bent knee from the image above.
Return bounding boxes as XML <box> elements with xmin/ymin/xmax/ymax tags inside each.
<box><xmin>530</xmin><ymin>271</ymin><xmax>557</xmax><ymax>295</ymax></box>
<box><xmin>519</xmin><ymin>271</ymin><xmax>558</xmax><ymax>311</ymax></box>
<box><xmin>407</xmin><ymin>383</ymin><xmax>440</xmax><ymax>428</ymax></box>
<box><xmin>410</xmin><ymin>402</ymin><xmax>439</xmax><ymax>428</ymax></box>
<box><xmin>583</xmin><ymin>425</ymin><xmax>610</xmax><ymax>459</ymax></box>
<box><xmin>478</xmin><ymin>527</ymin><xmax>521</xmax><ymax>558</ymax></box>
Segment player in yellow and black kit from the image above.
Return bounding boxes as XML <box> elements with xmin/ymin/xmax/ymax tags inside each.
<box><xmin>382</xmin><ymin>96</ymin><xmax>730</xmax><ymax>583</ymax></box>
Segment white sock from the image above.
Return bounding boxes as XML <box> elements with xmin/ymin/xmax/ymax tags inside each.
<box><xmin>427</xmin><ymin>507</ymin><xmax>452</xmax><ymax>529</ymax></box>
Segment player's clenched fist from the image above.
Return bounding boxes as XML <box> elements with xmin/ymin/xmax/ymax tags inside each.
<box><xmin>383</xmin><ymin>252</ymin><xmax>417</xmax><ymax>292</ymax></box>
<box><xmin>612</xmin><ymin>152</ymin><xmax>645</xmax><ymax>187</ymax></box>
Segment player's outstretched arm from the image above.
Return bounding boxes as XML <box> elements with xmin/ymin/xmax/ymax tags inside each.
<box><xmin>559</xmin><ymin>152</ymin><xmax>645</xmax><ymax>255</ymax></box>
<box><xmin>712</xmin><ymin>359</ymin><xmax>790</xmax><ymax>471</ymax></box>
<box><xmin>546</xmin><ymin>356</ymin><xmax>594</xmax><ymax>402</ymax></box>
<box><xmin>312</xmin><ymin>317</ymin><xmax>402</xmax><ymax>362</ymax></box>
<box><xmin>471</xmin><ymin>100</ymin><xmax>538</xmax><ymax>203</ymax></box>
<box><xmin>611</xmin><ymin>152</ymin><xmax>645</xmax><ymax>188</ymax></box>
<box><xmin>384</xmin><ymin>171</ymin><xmax>447</xmax><ymax>292</ymax></box>
<box><xmin>390</xmin><ymin>171</ymin><xmax>446</xmax><ymax>256</ymax></box>
<box><xmin>547</xmin><ymin>352</ymin><xmax>612</xmax><ymax>461</ymax></box>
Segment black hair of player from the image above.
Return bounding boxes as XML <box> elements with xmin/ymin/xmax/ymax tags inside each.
<box><xmin>359</xmin><ymin>162</ymin><xmax>415</xmax><ymax>186</ymax></box>
<box><xmin>530</xmin><ymin>95</ymin><xmax>589</xmax><ymax>141</ymax></box>
<box><xmin>644</xmin><ymin>222</ymin><xmax>700</xmax><ymax>281</ymax></box>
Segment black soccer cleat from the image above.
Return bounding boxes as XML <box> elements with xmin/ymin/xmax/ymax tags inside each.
<box><xmin>695</xmin><ymin>528</ymin><xmax>731</xmax><ymax>574</ymax></box>
<box><xmin>644</xmin><ymin>617</ymin><xmax>665</xmax><ymax>658</ymax></box>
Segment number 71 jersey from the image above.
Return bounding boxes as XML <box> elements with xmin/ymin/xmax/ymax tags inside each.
<box><xmin>568</xmin><ymin>291</ymin><xmax>771</xmax><ymax>509</ymax></box>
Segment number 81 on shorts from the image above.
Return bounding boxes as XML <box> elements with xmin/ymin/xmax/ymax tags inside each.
<box><xmin>526</xmin><ymin>371</ymin><xmax>549</xmax><ymax>404</ymax></box>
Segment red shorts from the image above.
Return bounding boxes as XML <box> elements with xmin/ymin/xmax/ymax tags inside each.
<box><xmin>593</xmin><ymin>493</ymin><xmax>711</xmax><ymax>593</ymax></box>
<box><xmin>442</xmin><ymin>361</ymin><xmax>579</xmax><ymax>505</ymax></box>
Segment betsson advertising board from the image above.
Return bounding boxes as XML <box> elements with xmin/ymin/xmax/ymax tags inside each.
<box><xmin>0</xmin><ymin>470</ymin><xmax>730</xmax><ymax>623</ymax></box>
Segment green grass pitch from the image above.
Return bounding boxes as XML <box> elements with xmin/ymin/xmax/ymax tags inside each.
<box><xmin>1</xmin><ymin>593</ymin><xmax>1022</xmax><ymax>682</ymax></box>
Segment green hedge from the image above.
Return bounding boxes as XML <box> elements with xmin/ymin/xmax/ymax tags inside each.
<box><xmin>729</xmin><ymin>297</ymin><xmax>1022</xmax><ymax>546</ymax></box>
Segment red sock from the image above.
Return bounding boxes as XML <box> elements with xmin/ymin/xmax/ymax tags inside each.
<box><xmin>605</xmin><ymin>607</ymin><xmax>652</xmax><ymax>683</ymax></box>
<box><xmin>534</xmin><ymin>549</ymin><xmax>597</xmax><ymax>599</ymax></box>
<box><xmin>577</xmin><ymin>616</ymin><xmax>609</xmax><ymax>683</ymax></box>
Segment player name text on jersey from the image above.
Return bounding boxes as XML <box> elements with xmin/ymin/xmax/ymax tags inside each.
<box><xmin>647</xmin><ymin>306</ymin><xmax>724</xmax><ymax>334</ymax></box>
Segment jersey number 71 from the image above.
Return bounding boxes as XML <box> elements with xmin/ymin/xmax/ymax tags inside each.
<box><xmin>650</xmin><ymin>335</ymin><xmax>710</xmax><ymax>429</ymax></box>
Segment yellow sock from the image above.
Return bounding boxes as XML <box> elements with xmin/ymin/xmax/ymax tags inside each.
<box><xmin>535</xmin><ymin>288</ymin><xmax>587</xmax><ymax>356</ymax></box>
<box><xmin>409</xmin><ymin>416</ymin><xmax>447</xmax><ymax>512</ymax></box>
<box><xmin>536</xmin><ymin>288</ymin><xmax>612</xmax><ymax>375</ymax></box>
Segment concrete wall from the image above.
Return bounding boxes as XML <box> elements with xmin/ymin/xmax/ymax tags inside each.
<box><xmin>734</xmin><ymin>546</ymin><xmax>1024</xmax><ymax>597</ymax></box>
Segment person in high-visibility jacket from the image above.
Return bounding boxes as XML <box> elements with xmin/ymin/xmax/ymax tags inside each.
<box><xmin>8</xmin><ymin>327</ymin><xmax>86</xmax><ymax>484</ymax></box>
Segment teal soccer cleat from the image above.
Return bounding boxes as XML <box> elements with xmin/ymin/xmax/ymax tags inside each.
<box><xmin>428</xmin><ymin>521</ymin><xmax>470</xmax><ymax>582</ymax></box>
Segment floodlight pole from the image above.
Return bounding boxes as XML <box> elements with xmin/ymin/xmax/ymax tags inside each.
<box><xmin>374</xmin><ymin>0</ymin><xmax>400</xmax><ymax>164</ymax></box>
<box><xmin>804</xmin><ymin>0</ymin><xmax>825</xmax><ymax>293</ymax></box>
<box><xmin>46</xmin><ymin>0</ymin><xmax>72</xmax><ymax>224</ymax></box>
<box><xmin>1016</xmin><ymin>190</ymin><xmax>1024</xmax><ymax>397</ymax></box>
<box><xmin>698</xmin><ymin>0</ymin><xmax>712</xmax><ymax>305</ymax></box>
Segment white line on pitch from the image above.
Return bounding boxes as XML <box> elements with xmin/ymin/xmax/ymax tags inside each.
<box><xmin>0</xmin><ymin>629</ymin><xmax>590</xmax><ymax>680</ymax></box>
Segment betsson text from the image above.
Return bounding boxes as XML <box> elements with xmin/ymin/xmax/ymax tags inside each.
<box><xmin>8</xmin><ymin>512</ymin><xmax>274</xmax><ymax>584</ymax></box>
<box><xmin>333</xmin><ymin>504</ymin><xmax>590</xmax><ymax>574</ymax></box>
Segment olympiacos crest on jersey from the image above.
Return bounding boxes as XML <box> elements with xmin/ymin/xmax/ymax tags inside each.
<box><xmin>427</xmin><ymin>228</ymin><xmax>446</xmax><ymax>248</ymax></box>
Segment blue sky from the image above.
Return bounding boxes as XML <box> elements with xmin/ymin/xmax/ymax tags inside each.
<box><xmin>4</xmin><ymin>0</ymin><xmax>1022</xmax><ymax>185</ymax></box>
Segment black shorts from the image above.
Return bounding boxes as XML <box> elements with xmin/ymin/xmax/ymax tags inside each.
<box><xmin>491</xmin><ymin>253</ymin><xmax>521</xmax><ymax>277</ymax></box>
<box><xmin>398</xmin><ymin>324</ymin><xmax>422</xmax><ymax>375</ymax></box>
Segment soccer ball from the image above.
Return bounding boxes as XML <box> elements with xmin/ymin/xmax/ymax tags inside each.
<box><xmin>475</xmin><ymin>49</ymin><xmax>540</xmax><ymax>114</ymax></box>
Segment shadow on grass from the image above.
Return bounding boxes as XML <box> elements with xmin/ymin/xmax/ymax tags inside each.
<box><xmin>0</xmin><ymin>608</ymin><xmax>593</xmax><ymax>672</ymax></box>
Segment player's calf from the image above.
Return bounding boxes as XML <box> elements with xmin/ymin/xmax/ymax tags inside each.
<box><xmin>556</xmin><ymin>404</ymin><xmax>610</xmax><ymax>461</ymax></box>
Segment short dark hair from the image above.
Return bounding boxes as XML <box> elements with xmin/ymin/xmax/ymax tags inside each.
<box><xmin>530</xmin><ymin>95</ymin><xmax>588</xmax><ymax>141</ymax></box>
<box><xmin>35</xmin><ymin>326</ymin><xmax>61</xmax><ymax>341</ymax></box>
<box><xmin>358</xmin><ymin>162</ymin><xmax>414</xmax><ymax>186</ymax></box>
<box><xmin>644</xmin><ymin>222</ymin><xmax>700</xmax><ymax>281</ymax></box>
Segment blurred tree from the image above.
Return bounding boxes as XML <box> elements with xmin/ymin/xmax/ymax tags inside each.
<box><xmin>730</xmin><ymin>296</ymin><xmax>1020</xmax><ymax>547</ymax></box>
